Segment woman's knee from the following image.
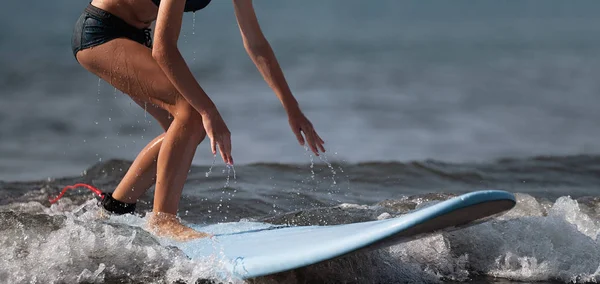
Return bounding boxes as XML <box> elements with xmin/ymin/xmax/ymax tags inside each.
<box><xmin>172</xmin><ymin>103</ymin><xmax>207</xmax><ymax>143</ymax></box>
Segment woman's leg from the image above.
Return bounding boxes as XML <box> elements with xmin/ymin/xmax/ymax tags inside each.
<box><xmin>111</xmin><ymin>102</ymin><xmax>171</xmax><ymax>203</ymax></box>
<box><xmin>111</xmin><ymin>133</ymin><xmax>164</xmax><ymax>203</ymax></box>
<box><xmin>76</xmin><ymin>39</ymin><xmax>208</xmax><ymax>239</ymax></box>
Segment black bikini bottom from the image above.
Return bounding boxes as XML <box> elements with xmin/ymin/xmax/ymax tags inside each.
<box><xmin>71</xmin><ymin>4</ymin><xmax>152</xmax><ymax>60</ymax></box>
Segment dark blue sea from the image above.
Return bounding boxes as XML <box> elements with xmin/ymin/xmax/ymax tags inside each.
<box><xmin>1</xmin><ymin>1</ymin><xmax>599</xmax><ymax>283</ymax></box>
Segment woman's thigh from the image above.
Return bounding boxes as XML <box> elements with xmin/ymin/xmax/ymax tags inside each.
<box><xmin>76</xmin><ymin>38</ymin><xmax>185</xmax><ymax>116</ymax></box>
<box><xmin>132</xmin><ymin>97</ymin><xmax>174</xmax><ymax>131</ymax></box>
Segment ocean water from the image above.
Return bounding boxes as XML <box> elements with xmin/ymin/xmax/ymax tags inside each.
<box><xmin>1</xmin><ymin>0</ymin><xmax>600</xmax><ymax>283</ymax></box>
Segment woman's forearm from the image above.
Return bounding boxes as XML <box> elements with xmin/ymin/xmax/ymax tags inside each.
<box><xmin>245</xmin><ymin>41</ymin><xmax>300</xmax><ymax>114</ymax></box>
<box><xmin>153</xmin><ymin>48</ymin><xmax>217</xmax><ymax>116</ymax></box>
<box><xmin>152</xmin><ymin>0</ymin><xmax>216</xmax><ymax>116</ymax></box>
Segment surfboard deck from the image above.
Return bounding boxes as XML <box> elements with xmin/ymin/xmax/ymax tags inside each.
<box><xmin>174</xmin><ymin>190</ymin><xmax>516</xmax><ymax>279</ymax></box>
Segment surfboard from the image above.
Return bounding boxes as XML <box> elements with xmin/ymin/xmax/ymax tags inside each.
<box><xmin>174</xmin><ymin>190</ymin><xmax>516</xmax><ymax>279</ymax></box>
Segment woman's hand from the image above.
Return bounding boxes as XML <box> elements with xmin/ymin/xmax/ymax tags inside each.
<box><xmin>288</xmin><ymin>110</ymin><xmax>325</xmax><ymax>156</ymax></box>
<box><xmin>202</xmin><ymin>110</ymin><xmax>233</xmax><ymax>165</ymax></box>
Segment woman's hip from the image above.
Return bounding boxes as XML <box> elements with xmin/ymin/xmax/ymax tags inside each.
<box><xmin>71</xmin><ymin>4</ymin><xmax>152</xmax><ymax>60</ymax></box>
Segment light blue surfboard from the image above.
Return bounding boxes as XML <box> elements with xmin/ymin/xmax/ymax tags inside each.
<box><xmin>175</xmin><ymin>190</ymin><xmax>516</xmax><ymax>279</ymax></box>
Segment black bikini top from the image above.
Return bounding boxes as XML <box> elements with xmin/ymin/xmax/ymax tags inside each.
<box><xmin>151</xmin><ymin>0</ymin><xmax>211</xmax><ymax>12</ymax></box>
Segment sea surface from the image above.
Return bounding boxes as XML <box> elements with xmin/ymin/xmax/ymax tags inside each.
<box><xmin>1</xmin><ymin>1</ymin><xmax>600</xmax><ymax>283</ymax></box>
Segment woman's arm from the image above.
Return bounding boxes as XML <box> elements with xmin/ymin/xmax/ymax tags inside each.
<box><xmin>153</xmin><ymin>0</ymin><xmax>214</xmax><ymax>115</ymax></box>
<box><xmin>233</xmin><ymin>0</ymin><xmax>325</xmax><ymax>155</ymax></box>
<box><xmin>153</xmin><ymin>0</ymin><xmax>233</xmax><ymax>164</ymax></box>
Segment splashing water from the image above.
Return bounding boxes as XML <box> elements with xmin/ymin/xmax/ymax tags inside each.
<box><xmin>304</xmin><ymin>145</ymin><xmax>316</xmax><ymax>181</ymax></box>
<box><xmin>223</xmin><ymin>164</ymin><xmax>237</xmax><ymax>188</ymax></box>
<box><xmin>97</xmin><ymin>78</ymin><xmax>102</xmax><ymax>103</ymax></box>
<box><xmin>302</xmin><ymin>145</ymin><xmax>344</xmax><ymax>200</ymax></box>
<box><xmin>0</xmin><ymin>200</ymin><xmax>240</xmax><ymax>284</ymax></box>
<box><xmin>318</xmin><ymin>152</ymin><xmax>338</xmax><ymax>185</ymax></box>
<box><xmin>205</xmin><ymin>154</ymin><xmax>217</xmax><ymax>178</ymax></box>
<box><xmin>2</xmin><ymin>191</ymin><xmax>600</xmax><ymax>283</ymax></box>
<box><xmin>192</xmin><ymin>12</ymin><xmax>197</xmax><ymax>63</ymax></box>
<box><xmin>3</xmin><ymin>154</ymin><xmax>600</xmax><ymax>283</ymax></box>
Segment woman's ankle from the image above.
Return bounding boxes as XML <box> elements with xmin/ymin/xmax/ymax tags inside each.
<box><xmin>100</xmin><ymin>192</ymin><xmax>136</xmax><ymax>214</ymax></box>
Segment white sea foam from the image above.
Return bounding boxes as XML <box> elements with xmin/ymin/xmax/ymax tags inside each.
<box><xmin>387</xmin><ymin>193</ymin><xmax>600</xmax><ymax>283</ymax></box>
<box><xmin>1</xmin><ymin>193</ymin><xmax>599</xmax><ymax>283</ymax></box>
<box><xmin>0</xmin><ymin>199</ymin><xmax>241</xmax><ymax>284</ymax></box>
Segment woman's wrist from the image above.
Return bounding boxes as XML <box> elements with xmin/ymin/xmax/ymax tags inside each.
<box><xmin>280</xmin><ymin>95</ymin><xmax>300</xmax><ymax>115</ymax></box>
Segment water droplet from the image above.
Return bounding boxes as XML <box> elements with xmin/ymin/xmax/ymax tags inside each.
<box><xmin>205</xmin><ymin>154</ymin><xmax>217</xmax><ymax>177</ymax></box>
<box><xmin>192</xmin><ymin>12</ymin><xmax>197</xmax><ymax>63</ymax></box>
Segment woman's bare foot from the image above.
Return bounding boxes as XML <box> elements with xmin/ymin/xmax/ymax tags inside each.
<box><xmin>146</xmin><ymin>212</ymin><xmax>211</xmax><ymax>241</ymax></box>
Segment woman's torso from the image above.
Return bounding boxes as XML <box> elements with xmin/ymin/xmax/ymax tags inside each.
<box><xmin>91</xmin><ymin>0</ymin><xmax>159</xmax><ymax>29</ymax></box>
<box><xmin>90</xmin><ymin>0</ymin><xmax>211</xmax><ymax>29</ymax></box>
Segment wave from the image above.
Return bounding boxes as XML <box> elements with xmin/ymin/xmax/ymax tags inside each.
<box><xmin>0</xmin><ymin>191</ymin><xmax>599</xmax><ymax>283</ymax></box>
<box><xmin>0</xmin><ymin>155</ymin><xmax>598</xmax><ymax>282</ymax></box>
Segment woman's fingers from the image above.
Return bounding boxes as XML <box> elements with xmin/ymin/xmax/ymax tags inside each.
<box><xmin>211</xmin><ymin>139</ymin><xmax>217</xmax><ymax>155</ymax></box>
<box><xmin>223</xmin><ymin>133</ymin><xmax>233</xmax><ymax>165</ymax></box>
<box><xmin>211</xmin><ymin>133</ymin><xmax>233</xmax><ymax>165</ymax></box>
<box><xmin>310</xmin><ymin>129</ymin><xmax>325</xmax><ymax>153</ymax></box>
<box><xmin>302</xmin><ymin>128</ymin><xmax>320</xmax><ymax>156</ymax></box>
<box><xmin>317</xmin><ymin>142</ymin><xmax>325</xmax><ymax>153</ymax></box>
<box><xmin>294</xmin><ymin>128</ymin><xmax>306</xmax><ymax>146</ymax></box>
<box><xmin>217</xmin><ymin>137</ymin><xmax>233</xmax><ymax>165</ymax></box>
<box><xmin>203</xmin><ymin>111</ymin><xmax>233</xmax><ymax>165</ymax></box>
<box><xmin>317</xmin><ymin>133</ymin><xmax>325</xmax><ymax>145</ymax></box>
<box><xmin>218</xmin><ymin>143</ymin><xmax>228</xmax><ymax>164</ymax></box>
<box><xmin>317</xmin><ymin>137</ymin><xmax>326</xmax><ymax>153</ymax></box>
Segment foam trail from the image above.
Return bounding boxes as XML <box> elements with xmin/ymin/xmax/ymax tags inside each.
<box><xmin>386</xmin><ymin>194</ymin><xmax>600</xmax><ymax>283</ymax></box>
